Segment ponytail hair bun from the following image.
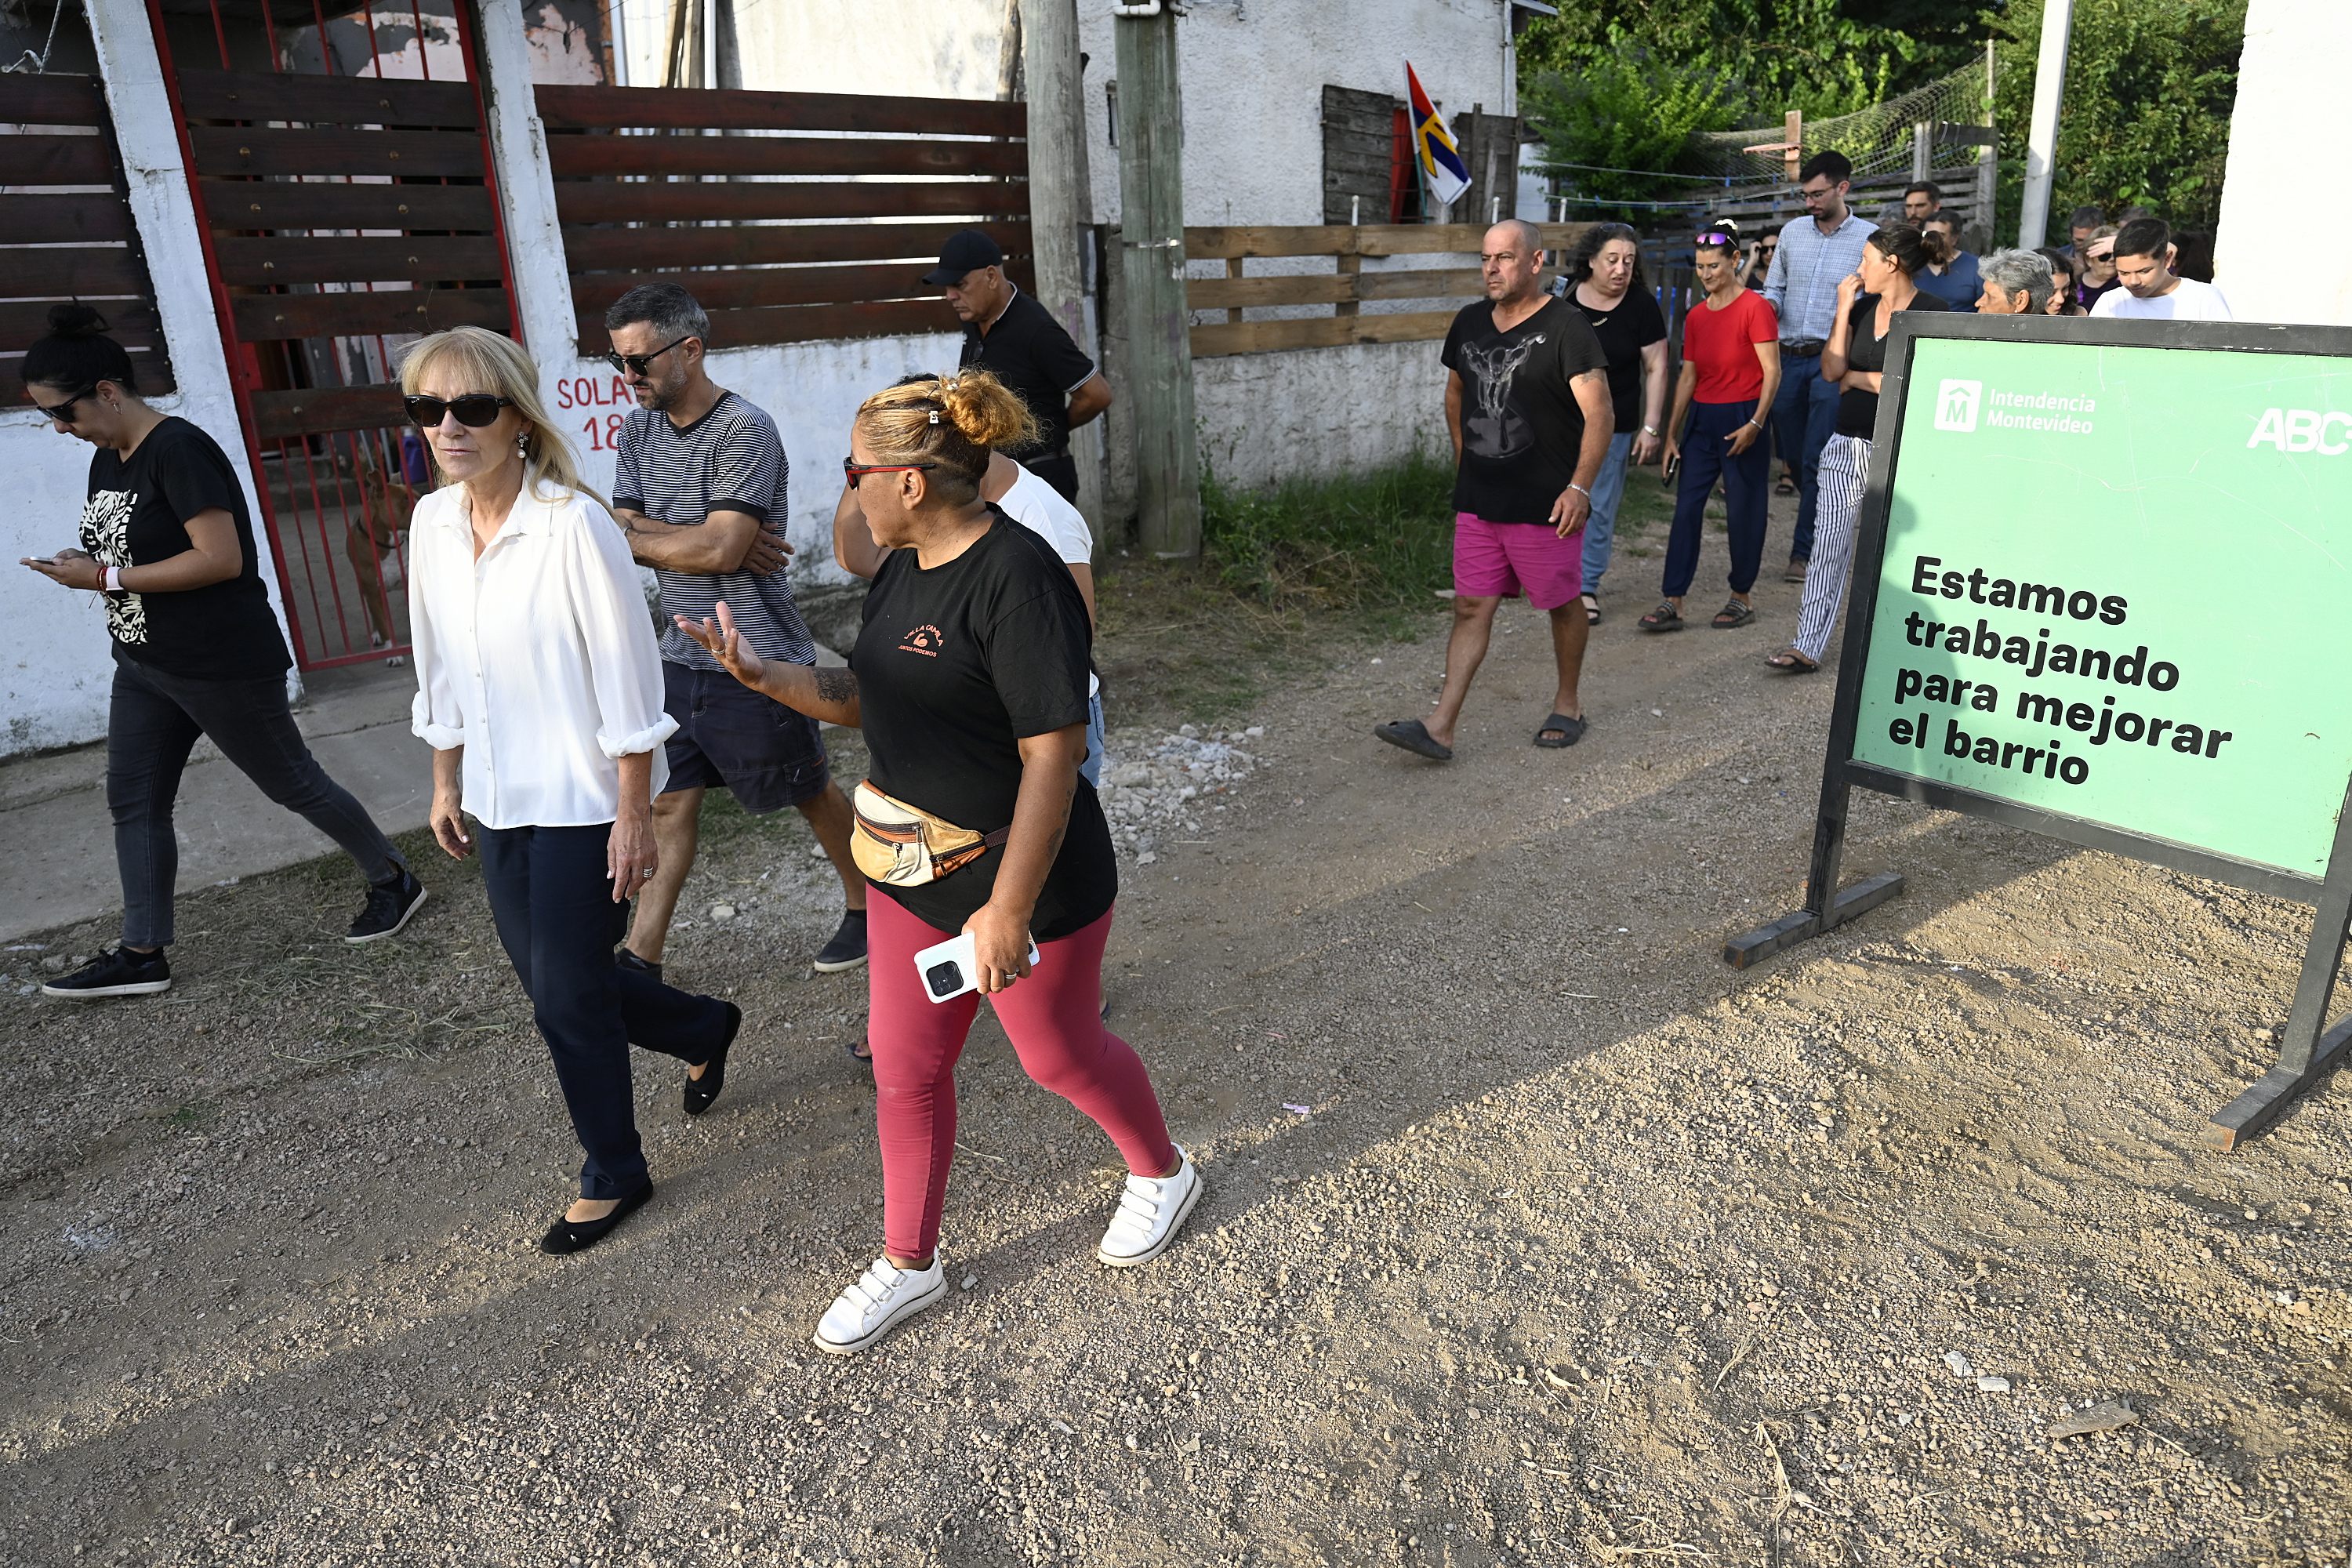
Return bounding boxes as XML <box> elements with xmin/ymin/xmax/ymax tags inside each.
<box><xmin>936</xmin><ymin>370</ymin><xmax>1037</xmax><ymax>452</ymax></box>
<box><xmin>855</xmin><ymin>368</ymin><xmax>1037</xmax><ymax>499</ymax></box>
<box><xmin>1867</xmin><ymin>220</ymin><xmax>1944</xmax><ymax>276</ymax></box>
<box><xmin>21</xmin><ymin>302</ymin><xmax>136</xmax><ymax>394</ymax></box>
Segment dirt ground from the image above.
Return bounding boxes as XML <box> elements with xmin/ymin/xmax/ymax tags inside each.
<box><xmin>3</xmin><ymin>494</ymin><xmax>2349</xmax><ymax>1568</ymax></box>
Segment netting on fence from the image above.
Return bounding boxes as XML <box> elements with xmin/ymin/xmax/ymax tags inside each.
<box><xmin>1690</xmin><ymin>62</ymin><xmax>1993</xmax><ymax>186</ymax></box>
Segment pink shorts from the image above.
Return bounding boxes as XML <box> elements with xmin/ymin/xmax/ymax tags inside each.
<box><xmin>1453</xmin><ymin>513</ymin><xmax>1585</xmax><ymax>609</ymax></box>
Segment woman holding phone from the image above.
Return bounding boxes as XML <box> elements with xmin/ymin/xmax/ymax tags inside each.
<box><xmin>403</xmin><ymin>326</ymin><xmax>741</xmax><ymax>1256</ymax></box>
<box><xmin>18</xmin><ymin>304</ymin><xmax>426</xmax><ymax>999</ymax></box>
<box><xmin>681</xmin><ymin>370</ymin><xmax>1198</xmax><ymax>1356</ymax></box>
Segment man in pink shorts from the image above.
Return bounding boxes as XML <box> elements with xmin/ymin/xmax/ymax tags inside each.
<box><xmin>1376</xmin><ymin>219</ymin><xmax>1616</xmax><ymax>760</ymax></box>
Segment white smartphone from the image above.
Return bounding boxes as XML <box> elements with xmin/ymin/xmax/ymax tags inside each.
<box><xmin>913</xmin><ymin>931</ymin><xmax>1042</xmax><ymax>1004</ymax></box>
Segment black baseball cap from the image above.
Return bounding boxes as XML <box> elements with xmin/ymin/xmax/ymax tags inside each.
<box><xmin>923</xmin><ymin>229</ymin><xmax>1005</xmax><ymax>285</ymax></box>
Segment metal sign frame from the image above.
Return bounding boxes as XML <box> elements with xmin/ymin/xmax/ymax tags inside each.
<box><xmin>1726</xmin><ymin>312</ymin><xmax>2352</xmax><ymax>1150</ymax></box>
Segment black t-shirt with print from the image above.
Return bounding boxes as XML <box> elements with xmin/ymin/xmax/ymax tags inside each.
<box><xmin>80</xmin><ymin>417</ymin><xmax>291</xmax><ymax>681</ymax></box>
<box><xmin>1440</xmin><ymin>296</ymin><xmax>1612</xmax><ymax>525</ymax></box>
<box><xmin>852</xmin><ymin>507</ymin><xmax>1115</xmax><ymax>941</ymax></box>
<box><xmin>1570</xmin><ymin>286</ymin><xmax>1668</xmax><ymax>434</ymax></box>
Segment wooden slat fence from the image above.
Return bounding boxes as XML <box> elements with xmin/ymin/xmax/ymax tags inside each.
<box><xmin>1185</xmin><ymin>223</ymin><xmax>1591</xmax><ymax>358</ymax></box>
<box><xmin>0</xmin><ymin>72</ymin><xmax>175</xmax><ymax>392</ymax></box>
<box><xmin>535</xmin><ymin>85</ymin><xmax>1032</xmax><ymax>353</ymax></box>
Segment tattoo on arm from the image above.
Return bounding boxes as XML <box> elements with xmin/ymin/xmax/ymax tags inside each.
<box><xmin>812</xmin><ymin>667</ymin><xmax>857</xmax><ymax>705</ymax></box>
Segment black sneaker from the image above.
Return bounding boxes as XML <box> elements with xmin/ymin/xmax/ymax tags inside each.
<box><xmin>41</xmin><ymin>946</ymin><xmax>171</xmax><ymax>999</ymax></box>
<box><xmin>616</xmin><ymin>948</ymin><xmax>664</xmax><ymax>984</ymax></box>
<box><xmin>813</xmin><ymin>909</ymin><xmax>869</xmax><ymax>974</ymax></box>
<box><xmin>346</xmin><ymin>869</ymin><xmax>428</xmax><ymax>945</ymax></box>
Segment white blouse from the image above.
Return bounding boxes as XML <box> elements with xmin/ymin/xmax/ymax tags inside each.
<box><xmin>406</xmin><ymin>483</ymin><xmax>677</xmax><ymax>829</ymax></box>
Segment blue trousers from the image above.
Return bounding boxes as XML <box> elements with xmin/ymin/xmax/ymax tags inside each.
<box><xmin>478</xmin><ymin>822</ymin><xmax>733</xmax><ymax>1199</ymax></box>
<box><xmin>1663</xmin><ymin>400</ymin><xmax>1770</xmax><ymax>600</ymax></box>
<box><xmin>1577</xmin><ymin>430</ymin><xmax>1637</xmax><ymax>596</ymax></box>
<box><xmin>1769</xmin><ymin>350</ymin><xmax>1842</xmax><ymax>561</ymax></box>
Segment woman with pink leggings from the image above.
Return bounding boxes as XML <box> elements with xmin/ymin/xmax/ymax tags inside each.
<box><xmin>678</xmin><ymin>369</ymin><xmax>1200</xmax><ymax>1355</ymax></box>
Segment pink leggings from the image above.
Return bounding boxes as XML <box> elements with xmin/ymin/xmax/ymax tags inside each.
<box><xmin>867</xmin><ymin>891</ymin><xmax>1175</xmax><ymax>1260</ymax></box>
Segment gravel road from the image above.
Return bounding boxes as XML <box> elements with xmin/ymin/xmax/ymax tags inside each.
<box><xmin>2</xmin><ymin>520</ymin><xmax>2347</xmax><ymax>1568</ymax></box>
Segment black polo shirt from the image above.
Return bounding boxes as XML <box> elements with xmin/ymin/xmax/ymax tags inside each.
<box><xmin>957</xmin><ymin>285</ymin><xmax>1097</xmax><ymax>461</ymax></box>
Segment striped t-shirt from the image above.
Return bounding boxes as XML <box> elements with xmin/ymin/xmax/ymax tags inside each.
<box><xmin>612</xmin><ymin>390</ymin><xmax>813</xmax><ymax>673</ymax></box>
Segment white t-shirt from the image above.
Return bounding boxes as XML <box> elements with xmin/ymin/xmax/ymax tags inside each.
<box><xmin>2091</xmin><ymin>277</ymin><xmax>2233</xmax><ymax>321</ymax></box>
<box><xmin>993</xmin><ymin>462</ymin><xmax>1100</xmax><ymax>697</ymax></box>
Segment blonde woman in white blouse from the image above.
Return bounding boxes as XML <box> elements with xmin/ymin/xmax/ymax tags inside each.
<box><xmin>402</xmin><ymin>326</ymin><xmax>742</xmax><ymax>1256</ymax></box>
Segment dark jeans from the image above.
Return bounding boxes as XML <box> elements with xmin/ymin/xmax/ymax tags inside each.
<box><xmin>1663</xmin><ymin>400</ymin><xmax>1771</xmax><ymax>600</ymax></box>
<box><xmin>107</xmin><ymin>657</ymin><xmax>405</xmax><ymax>949</ymax></box>
<box><xmin>1769</xmin><ymin>350</ymin><xmax>1842</xmax><ymax>560</ymax></box>
<box><xmin>477</xmin><ymin>822</ymin><xmax>733</xmax><ymax>1200</ymax></box>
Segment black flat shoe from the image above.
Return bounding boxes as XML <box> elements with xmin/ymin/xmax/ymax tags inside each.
<box><xmin>684</xmin><ymin>1000</ymin><xmax>742</xmax><ymax>1116</ymax></box>
<box><xmin>539</xmin><ymin>1180</ymin><xmax>652</xmax><ymax>1255</ymax></box>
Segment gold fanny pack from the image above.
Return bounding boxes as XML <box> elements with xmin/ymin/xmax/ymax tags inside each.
<box><xmin>849</xmin><ymin>779</ymin><xmax>1008</xmax><ymax>887</ymax></box>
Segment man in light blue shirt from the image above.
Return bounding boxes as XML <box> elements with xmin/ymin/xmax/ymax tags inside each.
<box><xmin>1760</xmin><ymin>150</ymin><xmax>1875</xmax><ymax>580</ymax></box>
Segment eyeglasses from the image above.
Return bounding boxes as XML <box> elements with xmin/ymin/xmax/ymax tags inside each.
<box><xmin>33</xmin><ymin>388</ymin><xmax>91</xmax><ymax>423</ymax></box>
<box><xmin>602</xmin><ymin>335</ymin><xmax>694</xmax><ymax>377</ymax></box>
<box><xmin>404</xmin><ymin>393</ymin><xmax>514</xmax><ymax>428</ymax></box>
<box><xmin>844</xmin><ymin>457</ymin><xmax>939</xmax><ymax>482</ymax></box>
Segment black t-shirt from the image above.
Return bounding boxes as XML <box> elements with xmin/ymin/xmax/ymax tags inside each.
<box><xmin>958</xmin><ymin>287</ymin><xmax>1098</xmax><ymax>463</ymax></box>
<box><xmin>79</xmin><ymin>417</ymin><xmax>291</xmax><ymax>681</ymax></box>
<box><xmin>1570</xmin><ymin>286</ymin><xmax>1668</xmax><ymax>433</ymax></box>
<box><xmin>1440</xmin><ymin>297</ymin><xmax>1611</xmax><ymax>525</ymax></box>
<box><xmin>1835</xmin><ymin>289</ymin><xmax>1949</xmax><ymax>438</ymax></box>
<box><xmin>852</xmin><ymin>508</ymin><xmax>1115</xmax><ymax>941</ymax></box>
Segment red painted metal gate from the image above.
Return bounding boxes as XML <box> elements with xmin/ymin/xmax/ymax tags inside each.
<box><xmin>143</xmin><ymin>0</ymin><xmax>521</xmax><ymax>670</ymax></box>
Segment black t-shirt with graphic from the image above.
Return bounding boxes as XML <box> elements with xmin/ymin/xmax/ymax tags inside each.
<box><xmin>1440</xmin><ymin>296</ymin><xmax>1612</xmax><ymax>525</ymax></box>
<box><xmin>1570</xmin><ymin>286</ymin><xmax>1668</xmax><ymax>434</ymax></box>
<box><xmin>80</xmin><ymin>417</ymin><xmax>291</xmax><ymax>681</ymax></box>
<box><xmin>852</xmin><ymin>506</ymin><xmax>1114</xmax><ymax>941</ymax></box>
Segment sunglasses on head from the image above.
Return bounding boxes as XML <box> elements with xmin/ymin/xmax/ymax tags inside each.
<box><xmin>33</xmin><ymin>388</ymin><xmax>92</xmax><ymax>423</ymax></box>
<box><xmin>405</xmin><ymin>393</ymin><xmax>514</xmax><ymax>428</ymax></box>
<box><xmin>602</xmin><ymin>334</ymin><xmax>695</xmax><ymax>377</ymax></box>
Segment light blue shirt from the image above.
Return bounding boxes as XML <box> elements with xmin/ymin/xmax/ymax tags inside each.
<box><xmin>1762</xmin><ymin>211</ymin><xmax>1877</xmax><ymax>344</ymax></box>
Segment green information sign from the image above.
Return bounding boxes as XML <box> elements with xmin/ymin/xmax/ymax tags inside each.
<box><xmin>1849</xmin><ymin>336</ymin><xmax>2352</xmax><ymax>878</ymax></box>
<box><xmin>1727</xmin><ymin>315</ymin><xmax>2352</xmax><ymax>1149</ymax></box>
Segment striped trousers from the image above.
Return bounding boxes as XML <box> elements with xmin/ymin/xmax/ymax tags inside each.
<box><xmin>1792</xmin><ymin>434</ymin><xmax>1871</xmax><ymax>663</ymax></box>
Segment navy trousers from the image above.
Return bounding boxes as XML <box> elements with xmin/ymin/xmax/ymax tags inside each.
<box><xmin>477</xmin><ymin>822</ymin><xmax>732</xmax><ymax>1200</ymax></box>
<box><xmin>1663</xmin><ymin>399</ymin><xmax>1772</xmax><ymax>600</ymax></box>
<box><xmin>1769</xmin><ymin>350</ymin><xmax>1842</xmax><ymax>560</ymax></box>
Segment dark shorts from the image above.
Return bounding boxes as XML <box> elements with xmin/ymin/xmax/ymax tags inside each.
<box><xmin>1024</xmin><ymin>451</ymin><xmax>1079</xmax><ymax>502</ymax></box>
<box><xmin>662</xmin><ymin>662</ymin><xmax>831</xmax><ymax>812</ymax></box>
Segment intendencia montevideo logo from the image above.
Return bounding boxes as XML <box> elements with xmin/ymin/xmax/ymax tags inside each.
<box><xmin>1934</xmin><ymin>378</ymin><xmax>2095</xmax><ymax>435</ymax></box>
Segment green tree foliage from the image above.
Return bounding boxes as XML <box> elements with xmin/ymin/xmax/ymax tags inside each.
<box><xmin>1519</xmin><ymin>0</ymin><xmax>1926</xmax><ymax>217</ymax></box>
<box><xmin>1990</xmin><ymin>0</ymin><xmax>2245</xmax><ymax>241</ymax></box>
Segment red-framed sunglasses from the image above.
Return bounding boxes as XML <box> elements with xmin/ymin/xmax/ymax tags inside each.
<box><xmin>844</xmin><ymin>457</ymin><xmax>939</xmax><ymax>481</ymax></box>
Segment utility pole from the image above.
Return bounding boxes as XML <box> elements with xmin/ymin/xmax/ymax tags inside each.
<box><xmin>2019</xmin><ymin>0</ymin><xmax>2075</xmax><ymax>246</ymax></box>
<box><xmin>1112</xmin><ymin>1</ymin><xmax>1200</xmax><ymax>558</ymax></box>
<box><xmin>1019</xmin><ymin>0</ymin><xmax>1107</xmax><ymax>535</ymax></box>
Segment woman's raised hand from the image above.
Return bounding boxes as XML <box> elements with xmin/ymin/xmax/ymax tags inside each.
<box><xmin>674</xmin><ymin>600</ymin><xmax>767</xmax><ymax>691</ymax></box>
<box><xmin>1835</xmin><ymin>270</ymin><xmax>1864</xmax><ymax>309</ymax></box>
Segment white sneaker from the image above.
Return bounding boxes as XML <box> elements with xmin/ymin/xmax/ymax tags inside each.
<box><xmin>811</xmin><ymin>1255</ymin><xmax>946</xmax><ymax>1356</ymax></box>
<box><xmin>1096</xmin><ymin>1147</ymin><xmax>1203</xmax><ymax>1267</ymax></box>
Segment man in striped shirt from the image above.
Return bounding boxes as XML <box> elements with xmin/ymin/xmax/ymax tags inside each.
<box><xmin>604</xmin><ymin>282</ymin><xmax>870</xmax><ymax>979</ymax></box>
<box><xmin>1761</xmin><ymin>151</ymin><xmax>1876</xmax><ymax>583</ymax></box>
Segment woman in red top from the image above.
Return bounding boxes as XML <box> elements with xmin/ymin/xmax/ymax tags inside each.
<box><xmin>1641</xmin><ymin>222</ymin><xmax>1782</xmax><ymax>632</ymax></box>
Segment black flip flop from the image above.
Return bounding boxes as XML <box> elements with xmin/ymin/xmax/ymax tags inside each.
<box><xmin>1534</xmin><ymin>713</ymin><xmax>1588</xmax><ymax>749</ymax></box>
<box><xmin>1765</xmin><ymin>650</ymin><xmax>1820</xmax><ymax>673</ymax></box>
<box><xmin>1581</xmin><ymin>593</ymin><xmax>1602</xmax><ymax>626</ymax></box>
<box><xmin>1374</xmin><ymin>719</ymin><xmax>1453</xmax><ymax>761</ymax></box>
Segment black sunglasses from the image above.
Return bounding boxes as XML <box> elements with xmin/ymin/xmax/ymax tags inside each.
<box><xmin>33</xmin><ymin>388</ymin><xmax>92</xmax><ymax>423</ymax></box>
<box><xmin>602</xmin><ymin>335</ymin><xmax>695</xmax><ymax>377</ymax></box>
<box><xmin>404</xmin><ymin>393</ymin><xmax>514</xmax><ymax>428</ymax></box>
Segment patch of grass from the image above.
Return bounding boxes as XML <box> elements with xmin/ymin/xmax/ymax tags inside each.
<box><xmin>1200</xmin><ymin>452</ymin><xmax>1457</xmax><ymax>633</ymax></box>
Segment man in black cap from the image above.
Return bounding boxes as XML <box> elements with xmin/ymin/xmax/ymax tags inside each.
<box><xmin>926</xmin><ymin>228</ymin><xmax>1112</xmax><ymax>503</ymax></box>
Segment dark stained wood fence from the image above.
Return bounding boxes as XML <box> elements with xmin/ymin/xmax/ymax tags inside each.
<box><xmin>535</xmin><ymin>85</ymin><xmax>1030</xmax><ymax>352</ymax></box>
<box><xmin>0</xmin><ymin>72</ymin><xmax>175</xmax><ymax>393</ymax></box>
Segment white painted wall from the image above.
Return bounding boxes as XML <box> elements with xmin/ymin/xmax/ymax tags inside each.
<box><xmin>3</xmin><ymin>0</ymin><xmax>290</xmax><ymax>758</ymax></box>
<box><xmin>2214</xmin><ymin>0</ymin><xmax>2352</xmax><ymax>327</ymax></box>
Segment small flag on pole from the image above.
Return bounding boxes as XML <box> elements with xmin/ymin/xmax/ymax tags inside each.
<box><xmin>1405</xmin><ymin>62</ymin><xmax>1470</xmax><ymax>207</ymax></box>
